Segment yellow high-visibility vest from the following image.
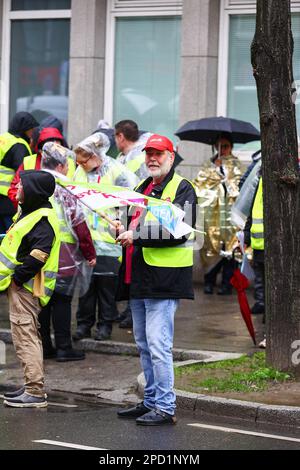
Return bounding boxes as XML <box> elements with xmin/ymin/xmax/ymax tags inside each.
<box><xmin>0</xmin><ymin>132</ymin><xmax>32</xmax><ymax>196</ymax></box>
<box><xmin>0</xmin><ymin>208</ymin><xmax>60</xmax><ymax>306</ymax></box>
<box><xmin>251</xmin><ymin>177</ymin><xmax>264</xmax><ymax>250</ymax></box>
<box><xmin>137</xmin><ymin>173</ymin><xmax>194</xmax><ymax>268</ymax></box>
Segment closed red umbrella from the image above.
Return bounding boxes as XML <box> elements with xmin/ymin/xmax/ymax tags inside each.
<box><xmin>230</xmin><ymin>269</ymin><xmax>256</xmax><ymax>345</ymax></box>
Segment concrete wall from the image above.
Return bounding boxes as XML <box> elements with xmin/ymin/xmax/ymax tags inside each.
<box><xmin>68</xmin><ymin>0</ymin><xmax>107</xmax><ymax>147</ymax></box>
<box><xmin>177</xmin><ymin>0</ymin><xmax>220</xmax><ymax>181</ymax></box>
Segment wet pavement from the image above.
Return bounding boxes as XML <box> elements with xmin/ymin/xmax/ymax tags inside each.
<box><xmin>0</xmin><ymin>283</ymin><xmax>264</xmax><ymax>354</ymax></box>
<box><xmin>1</xmin><ymin>395</ymin><xmax>300</xmax><ymax>450</ymax></box>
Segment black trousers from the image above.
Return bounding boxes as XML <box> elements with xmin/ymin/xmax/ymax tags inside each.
<box><xmin>204</xmin><ymin>258</ymin><xmax>235</xmax><ymax>289</ymax></box>
<box><xmin>39</xmin><ymin>292</ymin><xmax>73</xmax><ymax>351</ymax></box>
<box><xmin>253</xmin><ymin>249</ymin><xmax>265</xmax><ymax>305</ymax></box>
<box><xmin>76</xmin><ymin>274</ymin><xmax>119</xmax><ymax>332</ymax></box>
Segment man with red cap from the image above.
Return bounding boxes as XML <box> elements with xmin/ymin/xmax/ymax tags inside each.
<box><xmin>116</xmin><ymin>134</ymin><xmax>197</xmax><ymax>426</ymax></box>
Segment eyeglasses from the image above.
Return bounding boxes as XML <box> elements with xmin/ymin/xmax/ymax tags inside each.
<box><xmin>76</xmin><ymin>153</ymin><xmax>93</xmax><ymax>165</ymax></box>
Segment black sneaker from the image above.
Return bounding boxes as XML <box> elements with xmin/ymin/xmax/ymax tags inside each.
<box><xmin>43</xmin><ymin>347</ymin><xmax>57</xmax><ymax>359</ymax></box>
<box><xmin>95</xmin><ymin>325</ymin><xmax>112</xmax><ymax>341</ymax></box>
<box><xmin>72</xmin><ymin>329</ymin><xmax>91</xmax><ymax>341</ymax></box>
<box><xmin>251</xmin><ymin>303</ymin><xmax>265</xmax><ymax>315</ymax></box>
<box><xmin>4</xmin><ymin>386</ymin><xmax>25</xmax><ymax>399</ymax></box>
<box><xmin>119</xmin><ymin>316</ymin><xmax>133</xmax><ymax>329</ymax></box>
<box><xmin>204</xmin><ymin>284</ymin><xmax>214</xmax><ymax>295</ymax></box>
<box><xmin>136</xmin><ymin>409</ymin><xmax>177</xmax><ymax>426</ymax></box>
<box><xmin>217</xmin><ymin>286</ymin><xmax>233</xmax><ymax>296</ymax></box>
<box><xmin>117</xmin><ymin>402</ymin><xmax>152</xmax><ymax>419</ymax></box>
<box><xmin>4</xmin><ymin>392</ymin><xmax>47</xmax><ymax>408</ymax></box>
<box><xmin>56</xmin><ymin>348</ymin><xmax>85</xmax><ymax>362</ymax></box>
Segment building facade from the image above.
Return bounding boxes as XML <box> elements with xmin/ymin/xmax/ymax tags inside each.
<box><xmin>1</xmin><ymin>0</ymin><xmax>300</xmax><ymax>179</ymax></box>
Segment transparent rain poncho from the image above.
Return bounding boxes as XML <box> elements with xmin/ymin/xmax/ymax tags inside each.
<box><xmin>75</xmin><ymin>132</ymin><xmax>139</xmax><ymax>188</ymax></box>
<box><xmin>231</xmin><ymin>159</ymin><xmax>262</xmax><ymax>229</ymax></box>
<box><xmin>42</xmin><ymin>142</ymin><xmax>94</xmax><ymax>297</ymax></box>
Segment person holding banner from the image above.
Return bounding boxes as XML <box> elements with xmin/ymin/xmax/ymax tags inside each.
<box><xmin>116</xmin><ymin>134</ymin><xmax>197</xmax><ymax>426</ymax></box>
<box><xmin>40</xmin><ymin>142</ymin><xmax>96</xmax><ymax>361</ymax></box>
<box><xmin>73</xmin><ymin>133</ymin><xmax>138</xmax><ymax>342</ymax></box>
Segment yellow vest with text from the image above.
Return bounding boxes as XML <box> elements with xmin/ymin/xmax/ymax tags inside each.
<box><xmin>0</xmin><ymin>132</ymin><xmax>32</xmax><ymax>196</ymax></box>
<box><xmin>138</xmin><ymin>173</ymin><xmax>194</xmax><ymax>268</ymax></box>
<box><xmin>251</xmin><ymin>177</ymin><xmax>264</xmax><ymax>250</ymax></box>
<box><xmin>0</xmin><ymin>208</ymin><xmax>60</xmax><ymax>306</ymax></box>
<box><xmin>24</xmin><ymin>154</ymin><xmax>76</xmax><ymax>179</ymax></box>
<box><xmin>74</xmin><ymin>165</ymin><xmax>123</xmax><ymax>245</ymax></box>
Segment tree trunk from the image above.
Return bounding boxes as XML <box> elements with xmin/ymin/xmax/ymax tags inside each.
<box><xmin>251</xmin><ymin>0</ymin><xmax>300</xmax><ymax>375</ymax></box>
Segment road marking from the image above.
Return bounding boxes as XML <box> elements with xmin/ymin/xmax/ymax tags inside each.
<box><xmin>48</xmin><ymin>402</ymin><xmax>78</xmax><ymax>408</ymax></box>
<box><xmin>188</xmin><ymin>423</ymin><xmax>300</xmax><ymax>444</ymax></box>
<box><xmin>1</xmin><ymin>395</ymin><xmax>78</xmax><ymax>408</ymax></box>
<box><xmin>33</xmin><ymin>440</ymin><xmax>107</xmax><ymax>450</ymax></box>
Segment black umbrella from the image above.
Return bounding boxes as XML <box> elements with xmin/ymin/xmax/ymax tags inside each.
<box><xmin>175</xmin><ymin>116</ymin><xmax>260</xmax><ymax>145</ymax></box>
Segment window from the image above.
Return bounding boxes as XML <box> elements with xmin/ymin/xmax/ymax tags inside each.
<box><xmin>219</xmin><ymin>1</ymin><xmax>300</xmax><ymax>147</ymax></box>
<box><xmin>1</xmin><ymin>1</ymin><xmax>71</xmax><ymax>135</ymax></box>
<box><xmin>11</xmin><ymin>0</ymin><xmax>71</xmax><ymax>10</ymax></box>
<box><xmin>113</xmin><ymin>16</ymin><xmax>181</xmax><ymax>140</ymax></box>
<box><xmin>10</xmin><ymin>19</ymin><xmax>70</xmax><ymax>129</ymax></box>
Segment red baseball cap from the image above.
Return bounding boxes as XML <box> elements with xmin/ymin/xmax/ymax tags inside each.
<box><xmin>143</xmin><ymin>134</ymin><xmax>174</xmax><ymax>153</ymax></box>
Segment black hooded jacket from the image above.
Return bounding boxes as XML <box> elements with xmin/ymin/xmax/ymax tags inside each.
<box><xmin>13</xmin><ymin>171</ymin><xmax>56</xmax><ymax>287</ymax></box>
<box><xmin>117</xmin><ymin>169</ymin><xmax>197</xmax><ymax>301</ymax></box>
<box><xmin>0</xmin><ymin>112</ymin><xmax>39</xmax><ymax>215</ymax></box>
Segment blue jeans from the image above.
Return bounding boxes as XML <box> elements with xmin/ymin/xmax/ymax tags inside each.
<box><xmin>130</xmin><ymin>298</ymin><xmax>179</xmax><ymax>416</ymax></box>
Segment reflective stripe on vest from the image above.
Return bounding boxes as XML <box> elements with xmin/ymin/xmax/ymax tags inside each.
<box><xmin>138</xmin><ymin>173</ymin><xmax>194</xmax><ymax>268</ymax></box>
<box><xmin>251</xmin><ymin>177</ymin><xmax>264</xmax><ymax>250</ymax></box>
<box><xmin>0</xmin><ymin>132</ymin><xmax>32</xmax><ymax>196</ymax></box>
<box><xmin>0</xmin><ymin>207</ymin><xmax>60</xmax><ymax>307</ymax></box>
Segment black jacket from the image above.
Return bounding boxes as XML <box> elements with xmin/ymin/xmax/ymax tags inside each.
<box><xmin>0</xmin><ymin>112</ymin><xmax>39</xmax><ymax>215</ymax></box>
<box><xmin>117</xmin><ymin>169</ymin><xmax>197</xmax><ymax>301</ymax></box>
<box><xmin>13</xmin><ymin>171</ymin><xmax>56</xmax><ymax>287</ymax></box>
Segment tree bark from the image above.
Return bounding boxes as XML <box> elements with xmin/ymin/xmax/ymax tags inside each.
<box><xmin>251</xmin><ymin>0</ymin><xmax>300</xmax><ymax>375</ymax></box>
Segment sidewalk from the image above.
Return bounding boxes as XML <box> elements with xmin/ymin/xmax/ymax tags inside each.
<box><xmin>1</xmin><ymin>283</ymin><xmax>264</xmax><ymax>353</ymax></box>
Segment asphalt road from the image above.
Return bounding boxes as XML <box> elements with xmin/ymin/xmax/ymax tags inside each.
<box><xmin>0</xmin><ymin>395</ymin><xmax>299</xmax><ymax>451</ymax></box>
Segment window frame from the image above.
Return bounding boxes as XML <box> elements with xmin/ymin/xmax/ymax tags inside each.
<box><xmin>104</xmin><ymin>0</ymin><xmax>182</xmax><ymax>126</ymax></box>
<box><xmin>217</xmin><ymin>0</ymin><xmax>300</xmax><ymax>117</ymax></box>
<box><xmin>0</xmin><ymin>0</ymin><xmax>71</xmax><ymax>133</ymax></box>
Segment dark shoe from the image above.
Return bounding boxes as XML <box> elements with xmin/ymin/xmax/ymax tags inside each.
<box><xmin>119</xmin><ymin>315</ymin><xmax>133</xmax><ymax>329</ymax></box>
<box><xmin>117</xmin><ymin>402</ymin><xmax>152</xmax><ymax>419</ymax></box>
<box><xmin>251</xmin><ymin>302</ymin><xmax>265</xmax><ymax>315</ymax></box>
<box><xmin>72</xmin><ymin>329</ymin><xmax>91</xmax><ymax>341</ymax></box>
<box><xmin>136</xmin><ymin>409</ymin><xmax>177</xmax><ymax>426</ymax></box>
<box><xmin>95</xmin><ymin>325</ymin><xmax>112</xmax><ymax>341</ymax></box>
<box><xmin>43</xmin><ymin>347</ymin><xmax>57</xmax><ymax>359</ymax></box>
<box><xmin>56</xmin><ymin>348</ymin><xmax>85</xmax><ymax>362</ymax></box>
<box><xmin>204</xmin><ymin>284</ymin><xmax>214</xmax><ymax>295</ymax></box>
<box><xmin>217</xmin><ymin>286</ymin><xmax>232</xmax><ymax>296</ymax></box>
<box><xmin>4</xmin><ymin>386</ymin><xmax>25</xmax><ymax>399</ymax></box>
<box><xmin>4</xmin><ymin>392</ymin><xmax>47</xmax><ymax>408</ymax></box>
<box><xmin>115</xmin><ymin>311</ymin><xmax>128</xmax><ymax>323</ymax></box>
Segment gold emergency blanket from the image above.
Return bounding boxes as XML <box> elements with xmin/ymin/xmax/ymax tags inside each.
<box><xmin>193</xmin><ymin>155</ymin><xmax>243</xmax><ymax>271</ymax></box>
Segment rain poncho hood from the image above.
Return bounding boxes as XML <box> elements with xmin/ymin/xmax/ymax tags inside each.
<box><xmin>75</xmin><ymin>132</ymin><xmax>111</xmax><ymax>158</ymax></box>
